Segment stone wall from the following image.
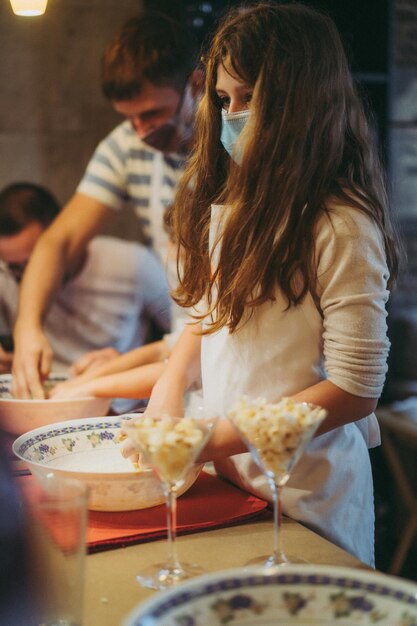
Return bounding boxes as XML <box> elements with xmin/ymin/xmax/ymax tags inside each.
<box><xmin>0</xmin><ymin>0</ymin><xmax>144</xmax><ymax>240</ymax></box>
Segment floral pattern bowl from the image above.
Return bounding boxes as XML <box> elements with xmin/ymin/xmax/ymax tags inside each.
<box><xmin>123</xmin><ymin>564</ymin><xmax>417</xmax><ymax>626</ymax></box>
<box><xmin>0</xmin><ymin>373</ymin><xmax>112</xmax><ymax>435</ymax></box>
<box><xmin>12</xmin><ymin>416</ymin><xmax>201</xmax><ymax>511</ymax></box>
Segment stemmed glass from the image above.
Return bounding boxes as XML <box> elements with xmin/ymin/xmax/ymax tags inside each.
<box><xmin>122</xmin><ymin>409</ymin><xmax>217</xmax><ymax>590</ymax></box>
<box><xmin>228</xmin><ymin>396</ymin><xmax>327</xmax><ymax>567</ymax></box>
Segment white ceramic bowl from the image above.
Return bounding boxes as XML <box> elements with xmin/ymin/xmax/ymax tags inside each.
<box><xmin>123</xmin><ymin>564</ymin><xmax>417</xmax><ymax>626</ymax></box>
<box><xmin>0</xmin><ymin>373</ymin><xmax>112</xmax><ymax>435</ymax></box>
<box><xmin>12</xmin><ymin>416</ymin><xmax>201</xmax><ymax>511</ymax></box>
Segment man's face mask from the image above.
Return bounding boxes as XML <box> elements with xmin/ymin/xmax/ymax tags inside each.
<box><xmin>220</xmin><ymin>109</ymin><xmax>250</xmax><ymax>165</ymax></box>
<box><xmin>141</xmin><ymin>119</ymin><xmax>178</xmax><ymax>153</ymax></box>
<box><xmin>142</xmin><ymin>87</ymin><xmax>193</xmax><ymax>153</ymax></box>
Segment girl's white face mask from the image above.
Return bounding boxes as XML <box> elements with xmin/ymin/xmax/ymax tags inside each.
<box><xmin>220</xmin><ymin>109</ymin><xmax>250</xmax><ymax>164</ymax></box>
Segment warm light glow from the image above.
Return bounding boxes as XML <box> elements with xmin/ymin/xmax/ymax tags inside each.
<box><xmin>9</xmin><ymin>0</ymin><xmax>48</xmax><ymax>16</ymax></box>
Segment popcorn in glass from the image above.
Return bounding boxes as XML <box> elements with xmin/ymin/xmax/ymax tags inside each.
<box><xmin>123</xmin><ymin>411</ymin><xmax>217</xmax><ymax>590</ymax></box>
<box><xmin>228</xmin><ymin>396</ymin><xmax>327</xmax><ymax>566</ymax></box>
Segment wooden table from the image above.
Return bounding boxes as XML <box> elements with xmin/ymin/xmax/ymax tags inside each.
<box><xmin>84</xmin><ymin>514</ymin><xmax>369</xmax><ymax>626</ymax></box>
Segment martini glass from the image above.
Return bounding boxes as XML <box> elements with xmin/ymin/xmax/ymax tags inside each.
<box><xmin>122</xmin><ymin>410</ymin><xmax>217</xmax><ymax>590</ymax></box>
<box><xmin>228</xmin><ymin>397</ymin><xmax>327</xmax><ymax>567</ymax></box>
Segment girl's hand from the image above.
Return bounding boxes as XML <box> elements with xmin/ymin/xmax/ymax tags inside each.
<box><xmin>118</xmin><ymin>323</ymin><xmax>202</xmax><ymax>464</ymax></box>
<box><xmin>119</xmin><ymin>381</ymin><xmax>185</xmax><ymax>464</ymax></box>
<box><xmin>70</xmin><ymin>347</ymin><xmax>120</xmax><ymax>376</ymax></box>
<box><xmin>120</xmin><ymin>416</ymin><xmax>141</xmax><ymax>466</ymax></box>
<box><xmin>49</xmin><ymin>378</ymin><xmax>94</xmax><ymax>399</ymax></box>
<box><xmin>143</xmin><ymin>370</ymin><xmax>185</xmax><ymax>418</ymax></box>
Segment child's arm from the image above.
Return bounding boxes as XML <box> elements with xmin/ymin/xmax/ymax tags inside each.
<box><xmin>70</xmin><ymin>339</ymin><xmax>170</xmax><ymax>379</ymax></box>
<box><xmin>198</xmin><ymin>381</ymin><xmax>376</xmax><ymax>463</ymax></box>
<box><xmin>302</xmin><ymin>207</ymin><xmax>389</xmax><ymax>435</ymax></box>
<box><xmin>51</xmin><ymin>361</ymin><xmax>166</xmax><ymax>401</ymax></box>
<box><xmin>145</xmin><ymin>322</ymin><xmax>203</xmax><ymax>417</ymax></box>
<box><xmin>120</xmin><ymin>323</ymin><xmax>208</xmax><ymax>461</ymax></box>
<box><xmin>290</xmin><ymin>380</ymin><xmax>377</xmax><ymax>435</ymax></box>
<box><xmin>50</xmin><ymin>340</ymin><xmax>171</xmax><ymax>399</ymax></box>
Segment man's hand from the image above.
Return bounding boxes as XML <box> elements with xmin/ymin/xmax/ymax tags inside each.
<box><xmin>0</xmin><ymin>345</ymin><xmax>13</xmax><ymax>374</ymax></box>
<box><xmin>70</xmin><ymin>347</ymin><xmax>120</xmax><ymax>376</ymax></box>
<box><xmin>11</xmin><ymin>325</ymin><xmax>53</xmax><ymax>398</ymax></box>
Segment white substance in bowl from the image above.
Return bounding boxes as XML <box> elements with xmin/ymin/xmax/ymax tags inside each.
<box><xmin>13</xmin><ymin>416</ymin><xmax>201</xmax><ymax>511</ymax></box>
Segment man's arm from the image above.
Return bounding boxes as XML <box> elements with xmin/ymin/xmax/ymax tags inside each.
<box><xmin>12</xmin><ymin>192</ymin><xmax>113</xmax><ymax>398</ymax></box>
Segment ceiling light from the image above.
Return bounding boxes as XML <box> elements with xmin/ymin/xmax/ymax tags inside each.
<box><xmin>9</xmin><ymin>0</ymin><xmax>48</xmax><ymax>16</ymax></box>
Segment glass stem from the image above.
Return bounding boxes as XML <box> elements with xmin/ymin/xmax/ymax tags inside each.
<box><xmin>165</xmin><ymin>485</ymin><xmax>180</xmax><ymax>570</ymax></box>
<box><xmin>270</xmin><ymin>479</ymin><xmax>286</xmax><ymax>565</ymax></box>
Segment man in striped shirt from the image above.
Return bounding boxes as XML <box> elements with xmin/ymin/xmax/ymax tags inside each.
<box><xmin>12</xmin><ymin>13</ymin><xmax>203</xmax><ymax>399</ymax></box>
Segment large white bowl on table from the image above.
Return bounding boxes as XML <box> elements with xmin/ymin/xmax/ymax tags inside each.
<box><xmin>123</xmin><ymin>564</ymin><xmax>417</xmax><ymax>626</ymax></box>
<box><xmin>0</xmin><ymin>373</ymin><xmax>112</xmax><ymax>435</ymax></box>
<box><xmin>12</xmin><ymin>416</ymin><xmax>201</xmax><ymax>511</ymax></box>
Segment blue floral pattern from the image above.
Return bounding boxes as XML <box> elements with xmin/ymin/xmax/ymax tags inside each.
<box><xmin>15</xmin><ymin>421</ymin><xmax>121</xmax><ymax>462</ymax></box>
<box><xmin>210</xmin><ymin>593</ymin><xmax>266</xmax><ymax>623</ymax></box>
<box><xmin>0</xmin><ymin>373</ymin><xmax>67</xmax><ymax>400</ymax></box>
<box><xmin>126</xmin><ymin>567</ymin><xmax>417</xmax><ymax>626</ymax></box>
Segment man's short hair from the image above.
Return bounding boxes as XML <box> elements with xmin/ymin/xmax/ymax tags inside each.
<box><xmin>102</xmin><ymin>12</ymin><xmax>199</xmax><ymax>101</ymax></box>
<box><xmin>0</xmin><ymin>182</ymin><xmax>60</xmax><ymax>236</ymax></box>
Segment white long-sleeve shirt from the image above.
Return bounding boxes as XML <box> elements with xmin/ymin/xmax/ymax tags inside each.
<box><xmin>203</xmin><ymin>203</ymin><xmax>390</xmax><ymax>565</ymax></box>
<box><xmin>0</xmin><ymin>236</ymin><xmax>171</xmax><ymax>368</ymax></box>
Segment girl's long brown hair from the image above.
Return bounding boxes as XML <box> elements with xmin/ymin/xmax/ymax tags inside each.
<box><xmin>172</xmin><ymin>2</ymin><xmax>400</xmax><ymax>334</ymax></box>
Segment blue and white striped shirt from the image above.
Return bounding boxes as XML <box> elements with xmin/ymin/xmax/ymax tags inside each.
<box><xmin>77</xmin><ymin>120</ymin><xmax>187</xmax><ymax>262</ymax></box>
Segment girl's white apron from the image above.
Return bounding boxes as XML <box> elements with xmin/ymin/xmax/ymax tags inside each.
<box><xmin>201</xmin><ymin>205</ymin><xmax>378</xmax><ymax>566</ymax></box>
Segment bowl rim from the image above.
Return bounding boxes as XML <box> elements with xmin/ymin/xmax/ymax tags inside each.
<box><xmin>123</xmin><ymin>564</ymin><xmax>417</xmax><ymax>625</ymax></box>
<box><xmin>0</xmin><ymin>396</ymin><xmax>111</xmax><ymax>404</ymax></box>
<box><xmin>11</xmin><ymin>415</ymin><xmax>153</xmax><ymax>478</ymax></box>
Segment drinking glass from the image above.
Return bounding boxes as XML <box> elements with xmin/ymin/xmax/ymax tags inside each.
<box><xmin>123</xmin><ymin>410</ymin><xmax>217</xmax><ymax>590</ymax></box>
<box><xmin>25</xmin><ymin>474</ymin><xmax>89</xmax><ymax>626</ymax></box>
<box><xmin>228</xmin><ymin>397</ymin><xmax>327</xmax><ymax>567</ymax></box>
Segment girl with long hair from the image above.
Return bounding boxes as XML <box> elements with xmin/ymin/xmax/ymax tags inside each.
<box><xmin>136</xmin><ymin>2</ymin><xmax>400</xmax><ymax>565</ymax></box>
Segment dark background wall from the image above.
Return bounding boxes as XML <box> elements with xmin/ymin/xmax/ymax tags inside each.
<box><xmin>145</xmin><ymin>0</ymin><xmax>417</xmax><ymax>220</ymax></box>
<box><xmin>0</xmin><ymin>0</ymin><xmax>145</xmax><ymax>240</ymax></box>
<box><xmin>390</xmin><ymin>0</ymin><xmax>417</xmax><ymax>217</ymax></box>
<box><xmin>2</xmin><ymin>0</ymin><xmax>416</xmax><ymax>223</ymax></box>
<box><xmin>146</xmin><ymin>0</ymin><xmax>391</xmax><ymax>161</ymax></box>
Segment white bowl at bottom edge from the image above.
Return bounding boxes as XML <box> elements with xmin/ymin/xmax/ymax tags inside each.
<box><xmin>122</xmin><ymin>564</ymin><xmax>417</xmax><ymax>626</ymax></box>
